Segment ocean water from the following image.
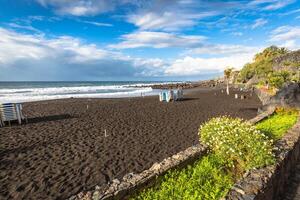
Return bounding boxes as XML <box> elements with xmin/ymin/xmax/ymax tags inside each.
<box><xmin>0</xmin><ymin>81</ymin><xmax>178</xmax><ymax>103</ymax></box>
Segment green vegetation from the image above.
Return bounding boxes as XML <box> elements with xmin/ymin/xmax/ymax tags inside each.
<box><xmin>237</xmin><ymin>46</ymin><xmax>300</xmax><ymax>89</ymax></box>
<box><xmin>267</xmin><ymin>70</ymin><xmax>291</xmax><ymax>88</ymax></box>
<box><xmin>133</xmin><ymin>154</ymin><xmax>233</xmax><ymax>200</ymax></box>
<box><xmin>239</xmin><ymin>46</ymin><xmax>288</xmax><ymax>83</ymax></box>
<box><xmin>283</xmin><ymin>61</ymin><xmax>300</xmax><ymax>68</ymax></box>
<box><xmin>132</xmin><ymin>110</ymin><xmax>298</xmax><ymax>199</ymax></box>
<box><xmin>200</xmin><ymin>117</ymin><xmax>274</xmax><ymax>173</ymax></box>
<box><xmin>256</xmin><ymin>108</ymin><xmax>299</xmax><ymax>140</ymax></box>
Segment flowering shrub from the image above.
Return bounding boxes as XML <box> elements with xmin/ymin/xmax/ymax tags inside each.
<box><xmin>199</xmin><ymin>117</ymin><xmax>275</xmax><ymax>174</ymax></box>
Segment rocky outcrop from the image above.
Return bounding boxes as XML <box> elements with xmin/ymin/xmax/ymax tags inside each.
<box><xmin>245</xmin><ymin>76</ymin><xmax>261</xmax><ymax>89</ymax></box>
<box><xmin>255</xmin><ymin>83</ymin><xmax>300</xmax><ymax>110</ymax></box>
<box><xmin>273</xmin><ymin>50</ymin><xmax>300</xmax><ymax>72</ymax></box>
<box><xmin>149</xmin><ymin>80</ymin><xmax>222</xmax><ymax>90</ymax></box>
<box><xmin>267</xmin><ymin>83</ymin><xmax>300</xmax><ymax>109</ymax></box>
<box><xmin>248</xmin><ymin>107</ymin><xmax>275</xmax><ymax>124</ymax></box>
<box><xmin>254</xmin><ymin>88</ymin><xmax>273</xmax><ymax>106</ymax></box>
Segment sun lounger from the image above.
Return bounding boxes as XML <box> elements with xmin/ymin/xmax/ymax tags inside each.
<box><xmin>0</xmin><ymin>103</ymin><xmax>27</xmax><ymax>127</ymax></box>
<box><xmin>177</xmin><ymin>89</ymin><xmax>183</xmax><ymax>100</ymax></box>
<box><xmin>159</xmin><ymin>91</ymin><xmax>167</xmax><ymax>101</ymax></box>
<box><xmin>166</xmin><ymin>90</ymin><xmax>174</xmax><ymax>102</ymax></box>
<box><xmin>159</xmin><ymin>89</ymin><xmax>183</xmax><ymax>102</ymax></box>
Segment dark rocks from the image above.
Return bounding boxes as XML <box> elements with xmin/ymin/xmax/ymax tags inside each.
<box><xmin>273</xmin><ymin>50</ymin><xmax>300</xmax><ymax>72</ymax></box>
<box><xmin>268</xmin><ymin>83</ymin><xmax>300</xmax><ymax>109</ymax></box>
<box><xmin>148</xmin><ymin>80</ymin><xmax>223</xmax><ymax>90</ymax></box>
<box><xmin>245</xmin><ymin>77</ymin><xmax>261</xmax><ymax>89</ymax></box>
<box><xmin>248</xmin><ymin>107</ymin><xmax>275</xmax><ymax>124</ymax></box>
<box><xmin>255</xmin><ymin>83</ymin><xmax>300</xmax><ymax>111</ymax></box>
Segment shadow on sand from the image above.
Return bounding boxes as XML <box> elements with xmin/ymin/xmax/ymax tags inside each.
<box><xmin>179</xmin><ymin>98</ymin><xmax>199</xmax><ymax>102</ymax></box>
<box><xmin>27</xmin><ymin>114</ymin><xmax>74</xmax><ymax>124</ymax></box>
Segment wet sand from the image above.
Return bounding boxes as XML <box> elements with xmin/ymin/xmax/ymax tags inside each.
<box><xmin>0</xmin><ymin>88</ymin><xmax>261</xmax><ymax>199</ymax></box>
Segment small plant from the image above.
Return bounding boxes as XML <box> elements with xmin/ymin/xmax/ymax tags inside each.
<box><xmin>133</xmin><ymin>154</ymin><xmax>233</xmax><ymax>200</ymax></box>
<box><xmin>256</xmin><ymin>108</ymin><xmax>299</xmax><ymax>140</ymax></box>
<box><xmin>199</xmin><ymin>117</ymin><xmax>275</xmax><ymax>174</ymax></box>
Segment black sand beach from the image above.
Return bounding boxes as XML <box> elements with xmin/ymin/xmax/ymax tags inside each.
<box><xmin>0</xmin><ymin>88</ymin><xmax>261</xmax><ymax>199</ymax></box>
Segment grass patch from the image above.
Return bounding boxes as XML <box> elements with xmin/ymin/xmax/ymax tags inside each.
<box><xmin>132</xmin><ymin>154</ymin><xmax>233</xmax><ymax>200</ymax></box>
<box><xmin>256</xmin><ymin>108</ymin><xmax>299</xmax><ymax>140</ymax></box>
<box><xmin>132</xmin><ymin>109</ymin><xmax>298</xmax><ymax>199</ymax></box>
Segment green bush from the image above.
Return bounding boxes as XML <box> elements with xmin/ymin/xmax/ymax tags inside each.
<box><xmin>256</xmin><ymin>108</ymin><xmax>298</xmax><ymax>140</ymax></box>
<box><xmin>133</xmin><ymin>154</ymin><xmax>233</xmax><ymax>200</ymax></box>
<box><xmin>238</xmin><ymin>46</ymin><xmax>289</xmax><ymax>83</ymax></box>
<box><xmin>199</xmin><ymin>117</ymin><xmax>275</xmax><ymax>173</ymax></box>
<box><xmin>268</xmin><ymin>70</ymin><xmax>291</xmax><ymax>88</ymax></box>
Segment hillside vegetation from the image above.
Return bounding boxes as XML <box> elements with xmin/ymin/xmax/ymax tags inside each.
<box><xmin>238</xmin><ymin>46</ymin><xmax>300</xmax><ymax>89</ymax></box>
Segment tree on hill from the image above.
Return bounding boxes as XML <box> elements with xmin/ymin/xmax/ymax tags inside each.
<box><xmin>224</xmin><ymin>67</ymin><xmax>233</xmax><ymax>95</ymax></box>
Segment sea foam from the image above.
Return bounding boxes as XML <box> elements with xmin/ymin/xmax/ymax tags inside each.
<box><xmin>0</xmin><ymin>84</ymin><xmax>157</xmax><ymax>103</ymax></box>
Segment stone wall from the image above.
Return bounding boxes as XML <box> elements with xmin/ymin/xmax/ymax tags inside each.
<box><xmin>68</xmin><ymin>144</ymin><xmax>207</xmax><ymax>200</ymax></box>
<box><xmin>226</xmin><ymin>116</ymin><xmax>300</xmax><ymax>200</ymax></box>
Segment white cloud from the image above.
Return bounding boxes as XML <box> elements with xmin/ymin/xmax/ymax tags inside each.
<box><xmin>189</xmin><ymin>44</ymin><xmax>261</xmax><ymax>56</ymax></box>
<box><xmin>251</xmin><ymin>18</ymin><xmax>268</xmax><ymax>29</ymax></box>
<box><xmin>77</xmin><ymin>20</ymin><xmax>113</xmax><ymax>27</ymax></box>
<box><xmin>270</xmin><ymin>26</ymin><xmax>300</xmax><ymax>41</ymax></box>
<box><xmin>263</xmin><ymin>0</ymin><xmax>295</xmax><ymax>10</ymax></box>
<box><xmin>7</xmin><ymin>23</ymin><xmax>42</xmax><ymax>33</ymax></box>
<box><xmin>128</xmin><ymin>11</ymin><xmax>218</xmax><ymax>31</ymax></box>
<box><xmin>269</xmin><ymin>26</ymin><xmax>300</xmax><ymax>50</ymax></box>
<box><xmin>165</xmin><ymin>53</ymin><xmax>255</xmax><ymax>76</ymax></box>
<box><xmin>0</xmin><ymin>27</ymin><xmax>168</xmax><ymax>80</ymax></box>
<box><xmin>109</xmin><ymin>31</ymin><xmax>206</xmax><ymax>49</ymax></box>
<box><xmin>280</xmin><ymin>8</ymin><xmax>300</xmax><ymax>16</ymax></box>
<box><xmin>248</xmin><ymin>0</ymin><xmax>295</xmax><ymax>10</ymax></box>
<box><xmin>0</xmin><ymin>28</ymin><xmax>112</xmax><ymax>64</ymax></box>
<box><xmin>36</xmin><ymin>0</ymin><xmax>128</xmax><ymax>16</ymax></box>
<box><xmin>125</xmin><ymin>0</ymin><xmax>244</xmax><ymax>31</ymax></box>
<box><xmin>281</xmin><ymin>40</ymin><xmax>298</xmax><ymax>50</ymax></box>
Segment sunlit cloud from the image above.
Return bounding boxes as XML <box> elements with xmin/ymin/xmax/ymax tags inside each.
<box><xmin>109</xmin><ymin>31</ymin><xmax>206</xmax><ymax>49</ymax></box>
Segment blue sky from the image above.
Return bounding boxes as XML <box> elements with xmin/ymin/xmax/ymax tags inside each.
<box><xmin>0</xmin><ymin>0</ymin><xmax>300</xmax><ymax>81</ymax></box>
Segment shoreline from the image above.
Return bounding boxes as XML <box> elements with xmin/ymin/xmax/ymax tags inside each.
<box><xmin>0</xmin><ymin>79</ymin><xmax>228</xmax><ymax>104</ymax></box>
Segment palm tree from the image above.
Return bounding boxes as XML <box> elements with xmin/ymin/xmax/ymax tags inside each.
<box><xmin>224</xmin><ymin>67</ymin><xmax>233</xmax><ymax>95</ymax></box>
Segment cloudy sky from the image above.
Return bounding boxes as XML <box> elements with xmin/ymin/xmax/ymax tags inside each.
<box><xmin>0</xmin><ymin>0</ymin><xmax>300</xmax><ymax>81</ymax></box>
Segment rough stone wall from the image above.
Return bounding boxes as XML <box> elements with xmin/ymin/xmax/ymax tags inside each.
<box><xmin>225</xmin><ymin>116</ymin><xmax>300</xmax><ymax>200</ymax></box>
<box><xmin>248</xmin><ymin>107</ymin><xmax>275</xmax><ymax>124</ymax></box>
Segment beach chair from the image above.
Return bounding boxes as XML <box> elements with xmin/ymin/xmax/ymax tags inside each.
<box><xmin>159</xmin><ymin>92</ymin><xmax>164</xmax><ymax>101</ymax></box>
<box><xmin>166</xmin><ymin>90</ymin><xmax>174</xmax><ymax>102</ymax></box>
<box><xmin>0</xmin><ymin>103</ymin><xmax>27</xmax><ymax>127</ymax></box>
<box><xmin>177</xmin><ymin>89</ymin><xmax>183</xmax><ymax>100</ymax></box>
<box><xmin>159</xmin><ymin>91</ymin><xmax>168</xmax><ymax>102</ymax></box>
<box><xmin>173</xmin><ymin>90</ymin><xmax>178</xmax><ymax>101</ymax></box>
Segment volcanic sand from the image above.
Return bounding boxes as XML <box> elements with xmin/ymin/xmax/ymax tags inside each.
<box><xmin>0</xmin><ymin>88</ymin><xmax>261</xmax><ymax>199</ymax></box>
